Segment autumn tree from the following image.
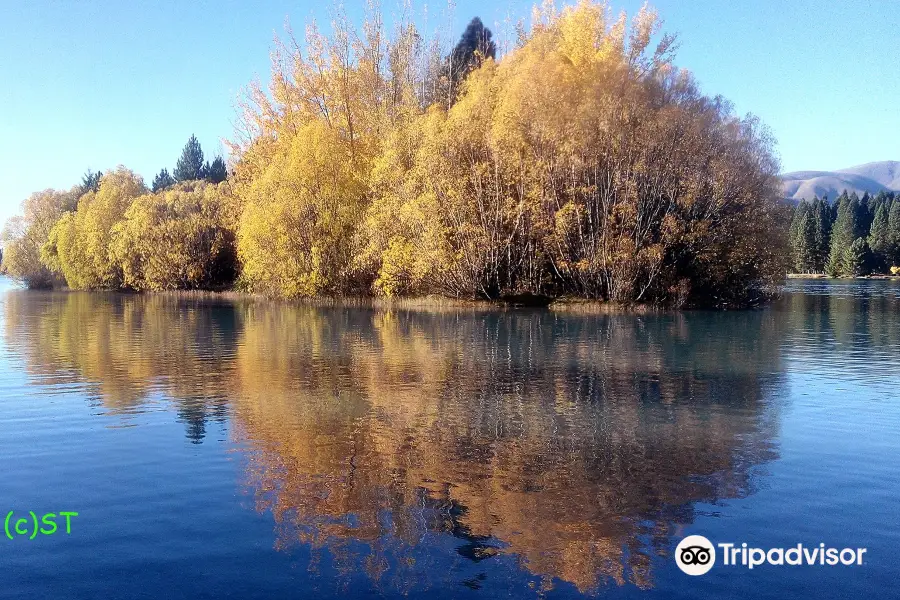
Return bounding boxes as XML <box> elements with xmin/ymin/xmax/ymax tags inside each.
<box><xmin>362</xmin><ymin>2</ymin><xmax>785</xmax><ymax>304</ymax></box>
<box><xmin>2</xmin><ymin>1</ymin><xmax>793</xmax><ymax>306</ymax></box>
<box><xmin>237</xmin><ymin>121</ymin><xmax>368</xmax><ymax>297</ymax></box>
<box><xmin>230</xmin><ymin>3</ymin><xmax>417</xmax><ymax>297</ymax></box>
<box><xmin>43</xmin><ymin>167</ymin><xmax>147</xmax><ymax>289</ymax></box>
<box><xmin>1</xmin><ymin>188</ymin><xmax>79</xmax><ymax>287</ymax></box>
<box><xmin>223</xmin><ymin>0</ymin><xmax>790</xmax><ymax>306</ymax></box>
<box><xmin>110</xmin><ymin>181</ymin><xmax>238</xmax><ymax>290</ymax></box>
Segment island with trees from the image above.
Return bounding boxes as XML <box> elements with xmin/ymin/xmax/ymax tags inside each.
<box><xmin>1</xmin><ymin>1</ymin><xmax>790</xmax><ymax>308</ymax></box>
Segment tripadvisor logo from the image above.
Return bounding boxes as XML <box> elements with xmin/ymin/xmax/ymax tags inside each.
<box><xmin>676</xmin><ymin>535</ymin><xmax>716</xmax><ymax>575</ymax></box>
<box><xmin>675</xmin><ymin>535</ymin><xmax>867</xmax><ymax>575</ymax></box>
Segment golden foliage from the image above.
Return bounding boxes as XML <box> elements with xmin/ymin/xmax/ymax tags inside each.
<box><xmin>1</xmin><ymin>188</ymin><xmax>78</xmax><ymax>287</ymax></box>
<box><xmin>236</xmin><ymin>121</ymin><xmax>368</xmax><ymax>297</ymax></box>
<box><xmin>228</xmin><ymin>0</ymin><xmax>787</xmax><ymax>306</ymax></box>
<box><xmin>110</xmin><ymin>181</ymin><xmax>238</xmax><ymax>291</ymax></box>
<box><xmin>44</xmin><ymin>167</ymin><xmax>147</xmax><ymax>289</ymax></box>
<box><xmin>2</xmin><ymin>1</ymin><xmax>789</xmax><ymax>307</ymax></box>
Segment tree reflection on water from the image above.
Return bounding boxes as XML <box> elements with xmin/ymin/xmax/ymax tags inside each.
<box><xmin>5</xmin><ymin>292</ymin><xmax>785</xmax><ymax>593</ymax></box>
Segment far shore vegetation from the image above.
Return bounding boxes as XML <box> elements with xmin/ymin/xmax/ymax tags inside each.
<box><xmin>788</xmin><ymin>191</ymin><xmax>900</xmax><ymax>278</ymax></box>
<box><xmin>1</xmin><ymin>1</ymin><xmax>791</xmax><ymax>309</ymax></box>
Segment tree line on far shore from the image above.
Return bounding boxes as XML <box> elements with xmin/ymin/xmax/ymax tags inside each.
<box><xmin>1</xmin><ymin>138</ymin><xmax>234</xmax><ymax>291</ymax></box>
<box><xmin>1</xmin><ymin>1</ymin><xmax>789</xmax><ymax>308</ymax></box>
<box><xmin>789</xmin><ymin>191</ymin><xmax>900</xmax><ymax>277</ymax></box>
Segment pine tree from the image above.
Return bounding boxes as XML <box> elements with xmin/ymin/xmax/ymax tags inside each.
<box><xmin>79</xmin><ymin>170</ymin><xmax>102</xmax><ymax>196</ymax></box>
<box><xmin>444</xmin><ymin>17</ymin><xmax>497</xmax><ymax>107</ymax></box>
<box><xmin>859</xmin><ymin>191</ymin><xmax>873</xmax><ymax>233</ymax></box>
<box><xmin>868</xmin><ymin>202</ymin><xmax>890</xmax><ymax>272</ymax></box>
<box><xmin>795</xmin><ymin>210</ymin><xmax>817</xmax><ymax>273</ymax></box>
<box><xmin>812</xmin><ymin>197</ymin><xmax>832</xmax><ymax>272</ymax></box>
<box><xmin>174</xmin><ymin>135</ymin><xmax>205</xmax><ymax>182</ymax></box>
<box><xmin>847</xmin><ymin>238</ymin><xmax>869</xmax><ymax>277</ymax></box>
<box><xmin>789</xmin><ymin>202</ymin><xmax>809</xmax><ymax>272</ymax></box>
<box><xmin>848</xmin><ymin>192</ymin><xmax>866</xmax><ymax>239</ymax></box>
<box><xmin>827</xmin><ymin>193</ymin><xmax>857</xmax><ymax>277</ymax></box>
<box><xmin>152</xmin><ymin>168</ymin><xmax>176</xmax><ymax>193</ymax></box>
<box><xmin>206</xmin><ymin>156</ymin><xmax>227</xmax><ymax>184</ymax></box>
<box><xmin>888</xmin><ymin>197</ymin><xmax>900</xmax><ymax>267</ymax></box>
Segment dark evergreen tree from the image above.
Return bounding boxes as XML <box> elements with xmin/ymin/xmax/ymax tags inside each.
<box><xmin>888</xmin><ymin>197</ymin><xmax>900</xmax><ymax>267</ymax></box>
<box><xmin>872</xmin><ymin>190</ymin><xmax>889</xmax><ymax>213</ymax></box>
<box><xmin>789</xmin><ymin>202</ymin><xmax>809</xmax><ymax>271</ymax></box>
<box><xmin>846</xmin><ymin>238</ymin><xmax>870</xmax><ymax>277</ymax></box>
<box><xmin>794</xmin><ymin>210</ymin><xmax>817</xmax><ymax>273</ymax></box>
<box><xmin>868</xmin><ymin>202</ymin><xmax>890</xmax><ymax>272</ymax></box>
<box><xmin>444</xmin><ymin>17</ymin><xmax>497</xmax><ymax>106</ymax></box>
<box><xmin>859</xmin><ymin>191</ymin><xmax>873</xmax><ymax>234</ymax></box>
<box><xmin>174</xmin><ymin>135</ymin><xmax>205</xmax><ymax>182</ymax></box>
<box><xmin>206</xmin><ymin>156</ymin><xmax>228</xmax><ymax>184</ymax></box>
<box><xmin>827</xmin><ymin>193</ymin><xmax>858</xmax><ymax>277</ymax></box>
<box><xmin>812</xmin><ymin>197</ymin><xmax>832</xmax><ymax>272</ymax></box>
<box><xmin>152</xmin><ymin>168</ymin><xmax>176</xmax><ymax>193</ymax></box>
<box><xmin>79</xmin><ymin>169</ymin><xmax>102</xmax><ymax>195</ymax></box>
<box><xmin>848</xmin><ymin>192</ymin><xmax>867</xmax><ymax>239</ymax></box>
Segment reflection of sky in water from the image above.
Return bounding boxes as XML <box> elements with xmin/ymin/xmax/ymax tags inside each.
<box><xmin>0</xmin><ymin>277</ymin><xmax>898</xmax><ymax>598</ymax></box>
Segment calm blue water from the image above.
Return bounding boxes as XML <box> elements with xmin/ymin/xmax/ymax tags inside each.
<box><xmin>0</xmin><ymin>276</ymin><xmax>898</xmax><ymax>599</ymax></box>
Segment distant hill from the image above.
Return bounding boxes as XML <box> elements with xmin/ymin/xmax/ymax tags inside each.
<box><xmin>781</xmin><ymin>161</ymin><xmax>900</xmax><ymax>202</ymax></box>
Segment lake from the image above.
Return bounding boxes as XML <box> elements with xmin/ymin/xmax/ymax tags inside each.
<box><xmin>0</xmin><ymin>276</ymin><xmax>897</xmax><ymax>599</ymax></box>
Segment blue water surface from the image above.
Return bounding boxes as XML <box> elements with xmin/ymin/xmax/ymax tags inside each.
<box><xmin>0</xmin><ymin>277</ymin><xmax>897</xmax><ymax>599</ymax></box>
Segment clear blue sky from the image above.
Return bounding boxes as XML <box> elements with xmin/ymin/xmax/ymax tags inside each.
<box><xmin>1</xmin><ymin>0</ymin><xmax>897</xmax><ymax>226</ymax></box>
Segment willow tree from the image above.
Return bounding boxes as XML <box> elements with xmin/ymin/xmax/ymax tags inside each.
<box><xmin>42</xmin><ymin>167</ymin><xmax>147</xmax><ymax>289</ymax></box>
<box><xmin>110</xmin><ymin>181</ymin><xmax>239</xmax><ymax>291</ymax></box>
<box><xmin>1</xmin><ymin>188</ymin><xmax>79</xmax><ymax>288</ymax></box>
<box><xmin>230</xmin><ymin>5</ymin><xmax>424</xmax><ymax>297</ymax></box>
<box><xmin>361</xmin><ymin>1</ymin><xmax>786</xmax><ymax>304</ymax></box>
<box><xmin>229</xmin><ymin>0</ymin><xmax>788</xmax><ymax>305</ymax></box>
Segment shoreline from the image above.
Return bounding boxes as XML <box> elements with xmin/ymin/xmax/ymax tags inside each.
<box><xmin>787</xmin><ymin>273</ymin><xmax>900</xmax><ymax>280</ymax></box>
<box><xmin>8</xmin><ymin>286</ymin><xmax>786</xmax><ymax>315</ymax></box>
<box><xmin>20</xmin><ymin>276</ymin><xmax>883</xmax><ymax>312</ymax></box>
<box><xmin>7</xmin><ymin>284</ymin><xmax>690</xmax><ymax>314</ymax></box>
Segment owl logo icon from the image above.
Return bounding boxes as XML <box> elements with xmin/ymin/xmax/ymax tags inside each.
<box><xmin>675</xmin><ymin>535</ymin><xmax>716</xmax><ymax>575</ymax></box>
